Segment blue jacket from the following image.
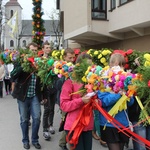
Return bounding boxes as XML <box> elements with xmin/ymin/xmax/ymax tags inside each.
<box><xmin>97</xmin><ymin>91</ymin><xmax>134</xmax><ymax>128</ymax></box>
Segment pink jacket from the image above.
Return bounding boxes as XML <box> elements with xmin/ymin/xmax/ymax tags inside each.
<box><xmin>60</xmin><ymin>79</ymin><xmax>94</xmax><ymax>131</ymax></box>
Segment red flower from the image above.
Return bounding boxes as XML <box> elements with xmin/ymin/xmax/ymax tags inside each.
<box><xmin>126</xmin><ymin>49</ymin><xmax>133</xmax><ymax>55</ymax></box>
<box><xmin>74</xmin><ymin>49</ymin><xmax>80</xmax><ymax>54</ymax></box>
<box><xmin>148</xmin><ymin>80</ymin><xmax>150</xmax><ymax>87</ymax></box>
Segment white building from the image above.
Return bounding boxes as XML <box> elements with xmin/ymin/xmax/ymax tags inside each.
<box><xmin>57</xmin><ymin>0</ymin><xmax>150</xmax><ymax>51</ymax></box>
<box><xmin>4</xmin><ymin>0</ymin><xmax>61</xmax><ymax>50</ymax></box>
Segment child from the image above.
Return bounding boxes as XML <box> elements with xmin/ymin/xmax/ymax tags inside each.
<box><xmin>0</xmin><ymin>59</ymin><xmax>5</xmax><ymax>98</ymax></box>
<box><xmin>60</xmin><ymin>53</ymin><xmax>94</xmax><ymax>150</ymax></box>
<box><xmin>98</xmin><ymin>53</ymin><xmax>134</xmax><ymax>150</ymax></box>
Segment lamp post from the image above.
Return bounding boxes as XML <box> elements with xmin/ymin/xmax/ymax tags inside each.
<box><xmin>0</xmin><ymin>0</ymin><xmax>2</xmax><ymax>50</ymax></box>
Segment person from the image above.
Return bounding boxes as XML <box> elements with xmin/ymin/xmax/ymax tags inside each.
<box><xmin>58</xmin><ymin>48</ymin><xmax>76</xmax><ymax>150</ymax></box>
<box><xmin>0</xmin><ymin>58</ymin><xmax>5</xmax><ymax>98</ymax></box>
<box><xmin>97</xmin><ymin>53</ymin><xmax>134</xmax><ymax>150</ymax></box>
<box><xmin>42</xmin><ymin>41</ymin><xmax>57</xmax><ymax>141</ymax></box>
<box><xmin>27</xmin><ymin>42</ymin><xmax>39</xmax><ymax>53</ymax></box>
<box><xmin>60</xmin><ymin>53</ymin><xmax>95</xmax><ymax>150</ymax></box>
<box><xmin>4</xmin><ymin>63</ymin><xmax>14</xmax><ymax>95</ymax></box>
<box><xmin>92</xmin><ymin>109</ymin><xmax>107</xmax><ymax>147</ymax></box>
<box><xmin>11</xmin><ymin>42</ymin><xmax>44</xmax><ymax>149</ymax></box>
<box><xmin>128</xmin><ymin>57</ymin><xmax>150</xmax><ymax>150</ymax></box>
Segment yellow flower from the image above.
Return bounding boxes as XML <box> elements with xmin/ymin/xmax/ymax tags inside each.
<box><xmin>52</xmin><ymin>51</ymin><xmax>56</xmax><ymax>57</ymax></box>
<box><xmin>66</xmin><ymin>62</ymin><xmax>73</xmax><ymax>66</ymax></box>
<box><xmin>106</xmin><ymin>50</ymin><xmax>112</xmax><ymax>54</ymax></box>
<box><xmin>87</xmin><ymin>49</ymin><xmax>92</xmax><ymax>54</ymax></box>
<box><xmin>61</xmin><ymin>49</ymin><xmax>65</xmax><ymax>55</ymax></box>
<box><xmin>100</xmin><ymin>57</ymin><xmax>106</xmax><ymax>64</ymax></box>
<box><xmin>60</xmin><ymin>55</ymin><xmax>63</xmax><ymax>60</ymax></box>
<box><xmin>98</xmin><ymin>54</ymin><xmax>102</xmax><ymax>59</ymax></box>
<box><xmin>85</xmin><ymin>70</ymin><xmax>89</xmax><ymax>76</ymax></box>
<box><xmin>102</xmin><ymin>50</ymin><xmax>108</xmax><ymax>56</ymax></box>
<box><xmin>144</xmin><ymin>61</ymin><xmax>150</xmax><ymax>67</ymax></box>
<box><xmin>93</xmin><ymin>85</ymin><xmax>97</xmax><ymax>90</ymax></box>
<box><xmin>94</xmin><ymin>51</ymin><xmax>98</xmax><ymax>55</ymax></box>
<box><xmin>55</xmin><ymin>52</ymin><xmax>60</xmax><ymax>56</ymax></box>
<box><xmin>144</xmin><ymin>53</ymin><xmax>150</xmax><ymax>61</ymax></box>
<box><xmin>82</xmin><ymin>76</ymin><xmax>87</xmax><ymax>82</ymax></box>
<box><xmin>104</xmin><ymin>62</ymin><xmax>108</xmax><ymax>66</ymax></box>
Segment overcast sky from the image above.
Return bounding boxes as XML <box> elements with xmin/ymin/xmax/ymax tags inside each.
<box><xmin>3</xmin><ymin>0</ymin><xmax>56</xmax><ymax>19</ymax></box>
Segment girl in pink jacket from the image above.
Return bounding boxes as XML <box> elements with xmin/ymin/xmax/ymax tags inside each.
<box><xmin>60</xmin><ymin>53</ymin><xmax>93</xmax><ymax>150</ymax></box>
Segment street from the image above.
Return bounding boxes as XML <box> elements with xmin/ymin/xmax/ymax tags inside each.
<box><xmin>0</xmin><ymin>94</ymin><xmax>133</xmax><ymax>150</ymax></box>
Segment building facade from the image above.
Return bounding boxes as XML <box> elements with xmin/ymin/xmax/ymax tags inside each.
<box><xmin>58</xmin><ymin>0</ymin><xmax>150</xmax><ymax>51</ymax></box>
<box><xmin>4</xmin><ymin>0</ymin><xmax>61</xmax><ymax>50</ymax></box>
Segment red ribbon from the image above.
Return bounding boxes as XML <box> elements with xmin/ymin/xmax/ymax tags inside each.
<box><xmin>67</xmin><ymin>95</ymin><xmax>97</xmax><ymax>149</ymax></box>
<box><xmin>67</xmin><ymin>96</ymin><xmax>150</xmax><ymax>149</ymax></box>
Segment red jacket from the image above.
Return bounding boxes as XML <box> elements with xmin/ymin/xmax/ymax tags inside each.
<box><xmin>60</xmin><ymin>79</ymin><xmax>94</xmax><ymax>131</ymax></box>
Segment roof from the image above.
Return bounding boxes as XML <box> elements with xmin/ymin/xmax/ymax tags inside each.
<box><xmin>5</xmin><ymin>0</ymin><xmax>22</xmax><ymax>8</ymax></box>
<box><xmin>21</xmin><ymin>20</ymin><xmax>60</xmax><ymax>36</ymax></box>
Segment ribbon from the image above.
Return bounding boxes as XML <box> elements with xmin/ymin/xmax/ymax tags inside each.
<box><xmin>66</xmin><ymin>95</ymin><xmax>97</xmax><ymax>149</ymax></box>
<box><xmin>108</xmin><ymin>94</ymin><xmax>129</xmax><ymax>117</ymax></box>
<box><xmin>67</xmin><ymin>96</ymin><xmax>150</xmax><ymax>149</ymax></box>
<box><xmin>135</xmin><ymin>96</ymin><xmax>150</xmax><ymax>124</ymax></box>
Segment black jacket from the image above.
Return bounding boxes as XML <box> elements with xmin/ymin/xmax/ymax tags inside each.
<box><xmin>11</xmin><ymin>65</ymin><xmax>45</xmax><ymax>102</ymax></box>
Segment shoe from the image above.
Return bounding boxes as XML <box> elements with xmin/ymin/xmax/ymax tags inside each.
<box><xmin>6</xmin><ymin>92</ymin><xmax>8</xmax><ymax>95</ymax></box>
<box><xmin>33</xmin><ymin>143</ymin><xmax>41</xmax><ymax>149</ymax></box>
<box><xmin>43</xmin><ymin>131</ymin><xmax>51</xmax><ymax>141</ymax></box>
<box><xmin>92</xmin><ymin>131</ymin><xmax>100</xmax><ymax>140</ymax></box>
<box><xmin>49</xmin><ymin>126</ymin><xmax>55</xmax><ymax>134</ymax></box>
<box><xmin>59</xmin><ymin>145</ymin><xmax>68</xmax><ymax>150</ymax></box>
<box><xmin>23</xmin><ymin>143</ymin><xmax>30</xmax><ymax>149</ymax></box>
<box><xmin>100</xmin><ymin>139</ymin><xmax>107</xmax><ymax>147</ymax></box>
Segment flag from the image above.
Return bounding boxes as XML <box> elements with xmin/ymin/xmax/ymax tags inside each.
<box><xmin>7</xmin><ymin>11</ymin><xmax>18</xmax><ymax>38</ymax></box>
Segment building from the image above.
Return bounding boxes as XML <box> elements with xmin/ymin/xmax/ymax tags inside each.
<box><xmin>3</xmin><ymin>0</ymin><xmax>61</xmax><ymax>50</ymax></box>
<box><xmin>57</xmin><ymin>0</ymin><xmax>150</xmax><ymax>51</ymax></box>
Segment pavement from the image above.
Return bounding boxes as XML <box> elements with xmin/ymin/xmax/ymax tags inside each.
<box><xmin>0</xmin><ymin>93</ymin><xmax>133</xmax><ymax>150</ymax></box>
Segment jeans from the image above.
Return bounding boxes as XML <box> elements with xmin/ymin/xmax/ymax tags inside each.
<box><xmin>43</xmin><ymin>93</ymin><xmax>56</xmax><ymax>130</ymax></box>
<box><xmin>17</xmin><ymin>96</ymin><xmax>41</xmax><ymax>144</ymax></box>
<box><xmin>132</xmin><ymin>122</ymin><xmax>150</xmax><ymax>150</ymax></box>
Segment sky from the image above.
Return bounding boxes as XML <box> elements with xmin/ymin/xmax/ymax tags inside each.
<box><xmin>3</xmin><ymin>0</ymin><xmax>56</xmax><ymax>19</ymax></box>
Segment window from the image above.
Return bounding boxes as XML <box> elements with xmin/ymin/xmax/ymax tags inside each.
<box><xmin>111</xmin><ymin>0</ymin><xmax>116</xmax><ymax>10</ymax></box>
<box><xmin>119</xmin><ymin>0</ymin><xmax>132</xmax><ymax>5</ymax></box>
<box><xmin>22</xmin><ymin>40</ymin><xmax>26</xmax><ymax>47</ymax></box>
<box><xmin>91</xmin><ymin>0</ymin><xmax>107</xmax><ymax>20</ymax></box>
<box><xmin>10</xmin><ymin>10</ymin><xmax>13</xmax><ymax>17</ymax></box>
<box><xmin>56</xmin><ymin>0</ymin><xmax>60</xmax><ymax>9</ymax></box>
<box><xmin>10</xmin><ymin>40</ymin><xmax>14</xmax><ymax>47</ymax></box>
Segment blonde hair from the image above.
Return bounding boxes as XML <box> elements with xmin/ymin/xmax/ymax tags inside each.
<box><xmin>109</xmin><ymin>53</ymin><xmax>125</xmax><ymax>67</ymax></box>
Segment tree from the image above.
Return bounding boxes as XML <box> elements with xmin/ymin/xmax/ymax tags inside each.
<box><xmin>32</xmin><ymin>0</ymin><xmax>45</xmax><ymax>49</ymax></box>
<box><xmin>47</xmin><ymin>9</ymin><xmax>62</xmax><ymax>50</ymax></box>
<box><xmin>16</xmin><ymin>20</ymin><xmax>28</xmax><ymax>49</ymax></box>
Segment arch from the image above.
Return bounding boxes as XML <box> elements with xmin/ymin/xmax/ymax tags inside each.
<box><xmin>10</xmin><ymin>10</ymin><xmax>13</xmax><ymax>17</ymax></box>
<box><xmin>22</xmin><ymin>40</ymin><xmax>26</xmax><ymax>47</ymax></box>
<box><xmin>10</xmin><ymin>40</ymin><xmax>14</xmax><ymax>47</ymax></box>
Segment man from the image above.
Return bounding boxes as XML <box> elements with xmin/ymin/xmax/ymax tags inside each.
<box><xmin>27</xmin><ymin>42</ymin><xmax>38</xmax><ymax>52</ymax></box>
<box><xmin>58</xmin><ymin>48</ymin><xmax>75</xmax><ymax>150</ymax></box>
<box><xmin>42</xmin><ymin>41</ymin><xmax>57</xmax><ymax>141</ymax></box>
<box><xmin>28</xmin><ymin>42</ymin><xmax>38</xmax><ymax>126</ymax></box>
<box><xmin>11</xmin><ymin>42</ymin><xmax>43</xmax><ymax>149</ymax></box>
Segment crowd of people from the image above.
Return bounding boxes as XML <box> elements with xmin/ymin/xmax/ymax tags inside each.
<box><xmin>0</xmin><ymin>41</ymin><xmax>150</xmax><ymax>150</ymax></box>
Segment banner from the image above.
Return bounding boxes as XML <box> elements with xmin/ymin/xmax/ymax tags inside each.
<box><xmin>7</xmin><ymin>11</ymin><xmax>18</xmax><ymax>38</ymax></box>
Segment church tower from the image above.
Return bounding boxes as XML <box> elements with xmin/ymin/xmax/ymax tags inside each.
<box><xmin>4</xmin><ymin>0</ymin><xmax>22</xmax><ymax>50</ymax></box>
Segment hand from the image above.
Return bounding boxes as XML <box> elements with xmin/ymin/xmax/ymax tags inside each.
<box><xmin>82</xmin><ymin>95</ymin><xmax>91</xmax><ymax>104</ymax></box>
<box><xmin>41</xmin><ymin>99</ymin><xmax>47</xmax><ymax>105</ymax></box>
